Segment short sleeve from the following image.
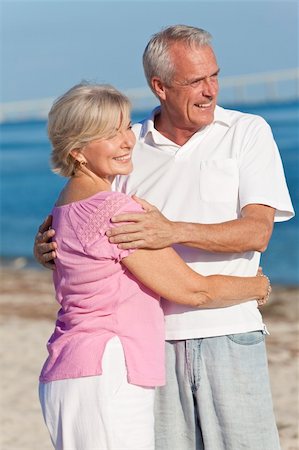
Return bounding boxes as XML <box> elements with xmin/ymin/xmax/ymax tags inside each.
<box><xmin>238</xmin><ymin>116</ymin><xmax>294</xmax><ymax>222</ymax></box>
<box><xmin>106</xmin><ymin>195</ymin><xmax>145</xmax><ymax>261</ymax></box>
<box><xmin>73</xmin><ymin>192</ymin><xmax>145</xmax><ymax>261</ymax></box>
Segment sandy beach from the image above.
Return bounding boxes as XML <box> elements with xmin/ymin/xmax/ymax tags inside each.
<box><xmin>0</xmin><ymin>265</ymin><xmax>298</xmax><ymax>450</ymax></box>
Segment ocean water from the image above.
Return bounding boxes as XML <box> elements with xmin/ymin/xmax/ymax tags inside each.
<box><xmin>0</xmin><ymin>101</ymin><xmax>298</xmax><ymax>284</ymax></box>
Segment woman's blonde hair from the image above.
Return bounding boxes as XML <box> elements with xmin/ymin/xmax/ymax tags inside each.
<box><xmin>48</xmin><ymin>83</ymin><xmax>131</xmax><ymax>177</ymax></box>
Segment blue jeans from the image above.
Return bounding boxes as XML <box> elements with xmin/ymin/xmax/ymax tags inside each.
<box><xmin>154</xmin><ymin>332</ymin><xmax>280</xmax><ymax>450</ymax></box>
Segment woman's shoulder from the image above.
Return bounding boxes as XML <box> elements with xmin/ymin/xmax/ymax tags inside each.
<box><xmin>101</xmin><ymin>191</ymin><xmax>143</xmax><ymax>214</ymax></box>
<box><xmin>86</xmin><ymin>191</ymin><xmax>144</xmax><ymax>227</ymax></box>
<box><xmin>77</xmin><ymin>190</ymin><xmax>139</xmax><ymax>215</ymax></box>
<box><xmin>69</xmin><ymin>191</ymin><xmax>143</xmax><ymax>246</ymax></box>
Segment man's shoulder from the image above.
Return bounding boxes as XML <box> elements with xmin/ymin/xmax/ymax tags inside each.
<box><xmin>216</xmin><ymin>105</ymin><xmax>269</xmax><ymax>129</ymax></box>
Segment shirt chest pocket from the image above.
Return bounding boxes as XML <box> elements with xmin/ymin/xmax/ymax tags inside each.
<box><xmin>198</xmin><ymin>159</ymin><xmax>239</xmax><ymax>202</ymax></box>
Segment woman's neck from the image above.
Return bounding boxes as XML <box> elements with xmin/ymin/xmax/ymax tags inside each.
<box><xmin>56</xmin><ymin>169</ymin><xmax>114</xmax><ymax>206</ymax></box>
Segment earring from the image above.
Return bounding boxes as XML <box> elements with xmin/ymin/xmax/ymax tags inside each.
<box><xmin>74</xmin><ymin>158</ymin><xmax>87</xmax><ymax>172</ymax></box>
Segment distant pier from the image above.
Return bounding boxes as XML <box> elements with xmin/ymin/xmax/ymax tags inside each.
<box><xmin>0</xmin><ymin>68</ymin><xmax>298</xmax><ymax>123</ymax></box>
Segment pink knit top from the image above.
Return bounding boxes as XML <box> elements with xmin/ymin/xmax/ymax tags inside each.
<box><xmin>39</xmin><ymin>191</ymin><xmax>165</xmax><ymax>387</ymax></box>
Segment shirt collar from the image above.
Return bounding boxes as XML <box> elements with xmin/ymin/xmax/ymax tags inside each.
<box><xmin>139</xmin><ymin>106</ymin><xmax>160</xmax><ymax>141</ymax></box>
<box><xmin>139</xmin><ymin>105</ymin><xmax>232</xmax><ymax>142</ymax></box>
<box><xmin>213</xmin><ymin>105</ymin><xmax>233</xmax><ymax>127</ymax></box>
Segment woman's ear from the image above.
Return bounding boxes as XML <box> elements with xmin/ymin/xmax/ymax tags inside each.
<box><xmin>70</xmin><ymin>149</ymin><xmax>85</xmax><ymax>164</ymax></box>
<box><xmin>70</xmin><ymin>149</ymin><xmax>79</xmax><ymax>160</ymax></box>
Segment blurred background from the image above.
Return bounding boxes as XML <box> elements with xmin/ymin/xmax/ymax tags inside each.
<box><xmin>0</xmin><ymin>1</ymin><xmax>298</xmax><ymax>449</ymax></box>
<box><xmin>0</xmin><ymin>0</ymin><xmax>298</xmax><ymax>283</ymax></box>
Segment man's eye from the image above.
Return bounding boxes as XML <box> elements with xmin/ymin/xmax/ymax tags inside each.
<box><xmin>191</xmin><ymin>80</ymin><xmax>201</xmax><ymax>86</ymax></box>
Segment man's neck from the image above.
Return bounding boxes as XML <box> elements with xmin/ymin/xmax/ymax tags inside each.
<box><xmin>154</xmin><ymin>111</ymin><xmax>204</xmax><ymax>147</ymax></box>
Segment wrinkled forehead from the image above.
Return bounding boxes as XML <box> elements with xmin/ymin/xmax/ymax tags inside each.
<box><xmin>168</xmin><ymin>43</ymin><xmax>218</xmax><ymax>76</ymax></box>
<box><xmin>168</xmin><ymin>41</ymin><xmax>215</xmax><ymax>59</ymax></box>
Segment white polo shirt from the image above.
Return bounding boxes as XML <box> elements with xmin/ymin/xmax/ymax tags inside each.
<box><xmin>116</xmin><ymin>106</ymin><xmax>294</xmax><ymax>339</ymax></box>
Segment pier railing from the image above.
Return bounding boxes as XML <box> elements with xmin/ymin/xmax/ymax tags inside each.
<box><xmin>218</xmin><ymin>67</ymin><xmax>299</xmax><ymax>105</ymax></box>
<box><xmin>0</xmin><ymin>68</ymin><xmax>298</xmax><ymax>123</ymax></box>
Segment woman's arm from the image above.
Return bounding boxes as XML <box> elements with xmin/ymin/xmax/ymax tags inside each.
<box><xmin>122</xmin><ymin>247</ymin><xmax>269</xmax><ymax>308</ymax></box>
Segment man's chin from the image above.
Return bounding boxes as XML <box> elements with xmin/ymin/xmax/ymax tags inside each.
<box><xmin>194</xmin><ymin>115</ymin><xmax>214</xmax><ymax>130</ymax></box>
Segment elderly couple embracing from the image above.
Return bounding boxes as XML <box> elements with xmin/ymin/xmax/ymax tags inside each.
<box><xmin>34</xmin><ymin>25</ymin><xmax>294</xmax><ymax>450</ymax></box>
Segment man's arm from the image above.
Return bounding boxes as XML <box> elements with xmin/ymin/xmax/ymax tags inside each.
<box><xmin>172</xmin><ymin>204</ymin><xmax>275</xmax><ymax>253</ymax></box>
<box><xmin>107</xmin><ymin>196</ymin><xmax>275</xmax><ymax>253</ymax></box>
<box><xmin>33</xmin><ymin>215</ymin><xmax>57</xmax><ymax>269</ymax></box>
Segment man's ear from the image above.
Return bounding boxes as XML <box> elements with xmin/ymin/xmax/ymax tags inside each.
<box><xmin>151</xmin><ymin>77</ymin><xmax>167</xmax><ymax>101</ymax></box>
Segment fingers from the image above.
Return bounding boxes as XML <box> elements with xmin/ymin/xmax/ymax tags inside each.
<box><xmin>42</xmin><ymin>249</ymin><xmax>57</xmax><ymax>262</ymax></box>
<box><xmin>36</xmin><ymin>241</ymin><xmax>57</xmax><ymax>254</ymax></box>
<box><xmin>43</xmin><ymin>262</ymin><xmax>56</xmax><ymax>270</ymax></box>
<box><xmin>257</xmin><ymin>266</ymin><xmax>263</xmax><ymax>276</ymax></box>
<box><xmin>256</xmin><ymin>271</ymin><xmax>271</xmax><ymax>307</ymax></box>
<box><xmin>108</xmin><ymin>232</ymin><xmax>143</xmax><ymax>245</ymax></box>
<box><xmin>106</xmin><ymin>224</ymin><xmax>141</xmax><ymax>238</ymax></box>
<box><xmin>38</xmin><ymin>215</ymin><xmax>53</xmax><ymax>233</ymax></box>
<box><xmin>131</xmin><ymin>195</ymin><xmax>156</xmax><ymax>212</ymax></box>
<box><xmin>42</xmin><ymin>251</ymin><xmax>57</xmax><ymax>270</ymax></box>
<box><xmin>117</xmin><ymin>240</ymin><xmax>146</xmax><ymax>250</ymax></box>
<box><xmin>111</xmin><ymin>212</ymin><xmax>145</xmax><ymax>224</ymax></box>
<box><xmin>33</xmin><ymin>238</ymin><xmax>57</xmax><ymax>263</ymax></box>
<box><xmin>35</xmin><ymin>228</ymin><xmax>56</xmax><ymax>244</ymax></box>
<box><xmin>33</xmin><ymin>225</ymin><xmax>57</xmax><ymax>269</ymax></box>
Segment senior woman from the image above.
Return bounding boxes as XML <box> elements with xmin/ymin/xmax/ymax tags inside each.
<box><xmin>38</xmin><ymin>83</ymin><xmax>270</xmax><ymax>450</ymax></box>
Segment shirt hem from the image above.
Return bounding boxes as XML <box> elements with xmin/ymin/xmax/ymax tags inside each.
<box><xmin>40</xmin><ymin>370</ymin><xmax>165</xmax><ymax>387</ymax></box>
<box><xmin>165</xmin><ymin>323</ymin><xmax>265</xmax><ymax>340</ymax></box>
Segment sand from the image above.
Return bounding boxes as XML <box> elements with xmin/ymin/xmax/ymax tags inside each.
<box><xmin>0</xmin><ymin>265</ymin><xmax>298</xmax><ymax>450</ymax></box>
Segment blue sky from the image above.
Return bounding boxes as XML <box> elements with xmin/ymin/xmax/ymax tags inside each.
<box><xmin>0</xmin><ymin>0</ymin><xmax>298</xmax><ymax>102</ymax></box>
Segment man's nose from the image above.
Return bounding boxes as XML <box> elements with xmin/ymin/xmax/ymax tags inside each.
<box><xmin>202</xmin><ymin>76</ymin><xmax>218</xmax><ymax>97</ymax></box>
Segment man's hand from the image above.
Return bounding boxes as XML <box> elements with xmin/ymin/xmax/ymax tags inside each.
<box><xmin>33</xmin><ymin>215</ymin><xmax>57</xmax><ymax>270</ymax></box>
<box><xmin>106</xmin><ymin>196</ymin><xmax>176</xmax><ymax>249</ymax></box>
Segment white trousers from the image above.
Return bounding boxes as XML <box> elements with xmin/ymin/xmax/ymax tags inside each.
<box><xmin>39</xmin><ymin>336</ymin><xmax>155</xmax><ymax>450</ymax></box>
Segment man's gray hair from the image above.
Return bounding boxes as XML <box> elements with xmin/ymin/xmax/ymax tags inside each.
<box><xmin>143</xmin><ymin>25</ymin><xmax>212</xmax><ymax>92</ymax></box>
